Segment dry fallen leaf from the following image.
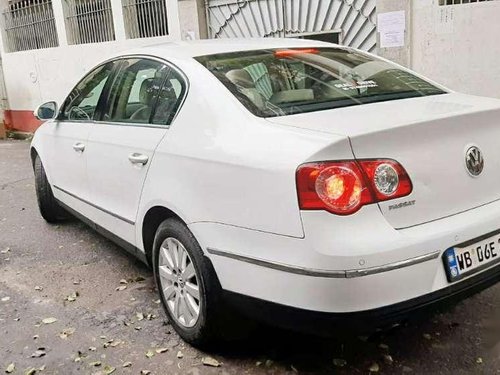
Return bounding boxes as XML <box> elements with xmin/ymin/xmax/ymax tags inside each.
<box><xmin>66</xmin><ymin>291</ymin><xmax>79</xmax><ymax>302</ymax></box>
<box><xmin>42</xmin><ymin>317</ymin><xmax>57</xmax><ymax>324</ymax></box>
<box><xmin>59</xmin><ymin>327</ymin><xmax>76</xmax><ymax>339</ymax></box>
<box><xmin>5</xmin><ymin>363</ymin><xmax>15</xmax><ymax>373</ymax></box>
<box><xmin>369</xmin><ymin>362</ymin><xmax>380</xmax><ymax>373</ymax></box>
<box><xmin>103</xmin><ymin>365</ymin><xmax>116</xmax><ymax>374</ymax></box>
<box><xmin>383</xmin><ymin>354</ymin><xmax>394</xmax><ymax>365</ymax></box>
<box><xmin>333</xmin><ymin>358</ymin><xmax>347</xmax><ymax>368</ymax></box>
<box><xmin>31</xmin><ymin>348</ymin><xmax>46</xmax><ymax>358</ymax></box>
<box><xmin>202</xmin><ymin>356</ymin><xmax>221</xmax><ymax>367</ymax></box>
<box><xmin>103</xmin><ymin>339</ymin><xmax>113</xmax><ymax>348</ymax></box>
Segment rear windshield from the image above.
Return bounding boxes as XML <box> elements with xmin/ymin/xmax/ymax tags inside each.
<box><xmin>195</xmin><ymin>48</ymin><xmax>446</xmax><ymax>117</ymax></box>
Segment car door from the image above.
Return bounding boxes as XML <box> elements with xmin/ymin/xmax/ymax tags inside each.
<box><xmin>47</xmin><ymin>61</ymin><xmax>118</xmax><ymax>216</ymax></box>
<box><xmin>85</xmin><ymin>57</ymin><xmax>186</xmax><ymax>246</ymax></box>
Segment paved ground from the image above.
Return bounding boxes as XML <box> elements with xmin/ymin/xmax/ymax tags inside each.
<box><xmin>0</xmin><ymin>138</ymin><xmax>499</xmax><ymax>375</ymax></box>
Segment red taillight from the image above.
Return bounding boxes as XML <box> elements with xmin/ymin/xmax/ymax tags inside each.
<box><xmin>296</xmin><ymin>160</ymin><xmax>412</xmax><ymax>215</ymax></box>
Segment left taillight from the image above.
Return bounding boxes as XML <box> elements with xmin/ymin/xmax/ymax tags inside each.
<box><xmin>296</xmin><ymin>159</ymin><xmax>412</xmax><ymax>215</ymax></box>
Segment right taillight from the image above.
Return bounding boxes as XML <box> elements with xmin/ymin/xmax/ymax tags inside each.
<box><xmin>296</xmin><ymin>159</ymin><xmax>412</xmax><ymax>215</ymax></box>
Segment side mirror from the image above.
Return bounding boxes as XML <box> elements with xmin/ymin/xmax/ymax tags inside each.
<box><xmin>34</xmin><ymin>101</ymin><xmax>58</xmax><ymax>121</ymax></box>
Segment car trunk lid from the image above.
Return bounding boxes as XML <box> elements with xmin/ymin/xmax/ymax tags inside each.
<box><xmin>267</xmin><ymin>93</ymin><xmax>500</xmax><ymax>228</ymax></box>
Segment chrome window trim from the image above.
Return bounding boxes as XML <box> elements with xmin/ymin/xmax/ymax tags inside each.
<box><xmin>206</xmin><ymin>248</ymin><xmax>441</xmax><ymax>279</ymax></box>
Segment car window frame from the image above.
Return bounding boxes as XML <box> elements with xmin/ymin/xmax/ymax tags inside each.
<box><xmin>94</xmin><ymin>55</ymin><xmax>189</xmax><ymax>129</ymax></box>
<box><xmin>57</xmin><ymin>55</ymin><xmax>189</xmax><ymax>129</ymax></box>
<box><xmin>95</xmin><ymin>58</ymin><xmax>167</xmax><ymax>125</ymax></box>
<box><xmin>151</xmin><ymin>65</ymin><xmax>188</xmax><ymax>127</ymax></box>
<box><xmin>57</xmin><ymin>60</ymin><xmax>121</xmax><ymax>123</ymax></box>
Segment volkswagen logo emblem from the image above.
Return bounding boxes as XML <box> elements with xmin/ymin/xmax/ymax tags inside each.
<box><xmin>465</xmin><ymin>146</ymin><xmax>484</xmax><ymax>177</ymax></box>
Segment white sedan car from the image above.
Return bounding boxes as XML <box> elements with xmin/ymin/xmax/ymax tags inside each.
<box><xmin>31</xmin><ymin>39</ymin><xmax>500</xmax><ymax>345</ymax></box>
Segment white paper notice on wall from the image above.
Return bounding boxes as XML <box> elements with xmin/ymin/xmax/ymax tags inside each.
<box><xmin>377</xmin><ymin>10</ymin><xmax>406</xmax><ymax>48</ymax></box>
<box><xmin>435</xmin><ymin>7</ymin><xmax>454</xmax><ymax>34</ymax></box>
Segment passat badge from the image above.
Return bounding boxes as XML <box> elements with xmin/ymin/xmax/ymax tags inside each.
<box><xmin>465</xmin><ymin>146</ymin><xmax>484</xmax><ymax>177</ymax></box>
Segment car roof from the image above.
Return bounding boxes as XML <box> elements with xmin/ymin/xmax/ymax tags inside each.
<box><xmin>121</xmin><ymin>38</ymin><xmax>338</xmax><ymax>61</ymax></box>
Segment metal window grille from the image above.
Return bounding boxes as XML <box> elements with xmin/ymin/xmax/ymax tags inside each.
<box><xmin>206</xmin><ymin>0</ymin><xmax>377</xmax><ymax>53</ymax></box>
<box><xmin>122</xmin><ymin>0</ymin><xmax>168</xmax><ymax>39</ymax></box>
<box><xmin>439</xmin><ymin>0</ymin><xmax>498</xmax><ymax>5</ymax></box>
<box><xmin>63</xmin><ymin>0</ymin><xmax>115</xmax><ymax>45</ymax></box>
<box><xmin>1</xmin><ymin>0</ymin><xmax>58</xmax><ymax>53</ymax></box>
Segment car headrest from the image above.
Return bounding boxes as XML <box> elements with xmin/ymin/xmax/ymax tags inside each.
<box><xmin>226</xmin><ymin>69</ymin><xmax>255</xmax><ymax>89</ymax></box>
<box><xmin>139</xmin><ymin>78</ymin><xmax>155</xmax><ymax>104</ymax></box>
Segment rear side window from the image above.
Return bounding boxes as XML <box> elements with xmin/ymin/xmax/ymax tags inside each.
<box><xmin>152</xmin><ymin>68</ymin><xmax>187</xmax><ymax>126</ymax></box>
<box><xmin>195</xmin><ymin>48</ymin><xmax>446</xmax><ymax>117</ymax></box>
<box><xmin>60</xmin><ymin>61</ymin><xmax>117</xmax><ymax>121</ymax></box>
<box><xmin>101</xmin><ymin>58</ymin><xmax>169</xmax><ymax>124</ymax></box>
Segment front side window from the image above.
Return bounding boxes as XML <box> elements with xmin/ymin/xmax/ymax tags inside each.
<box><xmin>101</xmin><ymin>58</ymin><xmax>168</xmax><ymax>124</ymax></box>
<box><xmin>195</xmin><ymin>48</ymin><xmax>446</xmax><ymax>117</ymax></box>
<box><xmin>60</xmin><ymin>61</ymin><xmax>117</xmax><ymax>121</ymax></box>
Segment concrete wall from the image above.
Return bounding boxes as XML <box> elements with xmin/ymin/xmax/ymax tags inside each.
<box><xmin>0</xmin><ymin>0</ymin><xmax>183</xmax><ymax>132</ymax></box>
<box><xmin>378</xmin><ymin>0</ymin><xmax>500</xmax><ymax>99</ymax></box>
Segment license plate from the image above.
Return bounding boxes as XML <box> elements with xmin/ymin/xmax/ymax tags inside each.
<box><xmin>443</xmin><ymin>231</ymin><xmax>500</xmax><ymax>282</ymax></box>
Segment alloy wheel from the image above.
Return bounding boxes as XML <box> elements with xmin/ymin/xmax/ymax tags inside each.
<box><xmin>158</xmin><ymin>237</ymin><xmax>201</xmax><ymax>328</ymax></box>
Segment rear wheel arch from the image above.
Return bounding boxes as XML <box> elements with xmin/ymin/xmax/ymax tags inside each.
<box><xmin>142</xmin><ymin>206</ymin><xmax>185</xmax><ymax>266</ymax></box>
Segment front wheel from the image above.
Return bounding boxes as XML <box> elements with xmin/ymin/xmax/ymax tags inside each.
<box><xmin>153</xmin><ymin>218</ymin><xmax>222</xmax><ymax>347</ymax></box>
<box><xmin>33</xmin><ymin>155</ymin><xmax>67</xmax><ymax>223</ymax></box>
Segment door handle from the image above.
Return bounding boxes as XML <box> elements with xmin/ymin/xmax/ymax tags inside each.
<box><xmin>128</xmin><ymin>153</ymin><xmax>149</xmax><ymax>165</ymax></box>
<box><xmin>73</xmin><ymin>142</ymin><xmax>85</xmax><ymax>152</ymax></box>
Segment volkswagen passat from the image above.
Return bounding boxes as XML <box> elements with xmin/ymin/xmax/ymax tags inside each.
<box><xmin>31</xmin><ymin>39</ymin><xmax>500</xmax><ymax>345</ymax></box>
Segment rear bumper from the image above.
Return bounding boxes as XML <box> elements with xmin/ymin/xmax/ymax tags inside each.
<box><xmin>223</xmin><ymin>261</ymin><xmax>500</xmax><ymax>335</ymax></box>
<box><xmin>190</xmin><ymin>199</ymin><xmax>500</xmax><ymax>313</ymax></box>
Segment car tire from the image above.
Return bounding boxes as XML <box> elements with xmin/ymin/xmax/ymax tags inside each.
<box><xmin>34</xmin><ymin>155</ymin><xmax>67</xmax><ymax>223</ymax></box>
<box><xmin>153</xmin><ymin>218</ymin><xmax>222</xmax><ymax>347</ymax></box>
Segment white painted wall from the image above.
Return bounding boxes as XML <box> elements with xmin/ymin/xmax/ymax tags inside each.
<box><xmin>0</xmin><ymin>0</ymin><xmax>181</xmax><ymax>111</ymax></box>
<box><xmin>411</xmin><ymin>0</ymin><xmax>500</xmax><ymax>99</ymax></box>
<box><xmin>378</xmin><ymin>0</ymin><xmax>500</xmax><ymax>99</ymax></box>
